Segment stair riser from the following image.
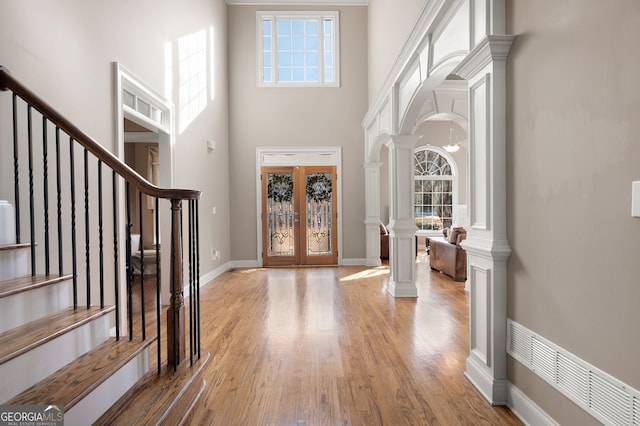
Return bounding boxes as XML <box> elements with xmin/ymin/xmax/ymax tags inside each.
<box><xmin>0</xmin><ymin>315</ymin><xmax>110</xmax><ymax>403</ymax></box>
<box><xmin>0</xmin><ymin>281</ymin><xmax>71</xmax><ymax>334</ymax></box>
<box><xmin>64</xmin><ymin>347</ymin><xmax>151</xmax><ymax>426</ymax></box>
<box><xmin>0</xmin><ymin>250</ymin><xmax>28</xmax><ymax>281</ymax></box>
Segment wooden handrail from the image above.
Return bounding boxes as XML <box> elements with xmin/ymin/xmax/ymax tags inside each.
<box><xmin>0</xmin><ymin>66</ymin><xmax>200</xmax><ymax>201</ymax></box>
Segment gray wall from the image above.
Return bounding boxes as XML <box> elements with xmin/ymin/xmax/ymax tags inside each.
<box><xmin>367</xmin><ymin>0</ymin><xmax>425</xmax><ymax>103</ymax></box>
<box><xmin>0</xmin><ymin>0</ymin><xmax>230</xmax><ymax>276</ymax></box>
<box><xmin>507</xmin><ymin>0</ymin><xmax>640</xmax><ymax>424</ymax></box>
<box><xmin>227</xmin><ymin>5</ymin><xmax>369</xmax><ymax>262</ymax></box>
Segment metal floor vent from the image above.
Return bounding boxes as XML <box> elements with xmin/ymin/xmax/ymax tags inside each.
<box><xmin>507</xmin><ymin>319</ymin><xmax>640</xmax><ymax>426</ymax></box>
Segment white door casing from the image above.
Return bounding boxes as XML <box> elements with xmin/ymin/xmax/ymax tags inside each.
<box><xmin>256</xmin><ymin>147</ymin><xmax>343</xmax><ymax>268</ymax></box>
<box><xmin>114</xmin><ymin>62</ymin><xmax>176</xmax><ymax>325</ymax></box>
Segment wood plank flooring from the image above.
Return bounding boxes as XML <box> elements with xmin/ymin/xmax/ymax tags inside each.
<box><xmin>177</xmin><ymin>251</ymin><xmax>523</xmax><ymax>425</ymax></box>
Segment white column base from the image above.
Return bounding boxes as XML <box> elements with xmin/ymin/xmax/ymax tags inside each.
<box><xmin>388</xmin><ymin>279</ymin><xmax>418</xmax><ymax>297</ymax></box>
<box><xmin>365</xmin><ymin>219</ymin><xmax>383</xmax><ymax>267</ymax></box>
<box><xmin>465</xmin><ymin>353</ymin><xmax>508</xmax><ymax>405</ymax></box>
<box><xmin>387</xmin><ymin>222</ymin><xmax>417</xmax><ymax>298</ymax></box>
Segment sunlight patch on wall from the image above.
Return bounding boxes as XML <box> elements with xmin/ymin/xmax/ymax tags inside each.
<box><xmin>178</xmin><ymin>29</ymin><xmax>207</xmax><ymax>134</ymax></box>
<box><xmin>164</xmin><ymin>42</ymin><xmax>173</xmax><ymax>103</ymax></box>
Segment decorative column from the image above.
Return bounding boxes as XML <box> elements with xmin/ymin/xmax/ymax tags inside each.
<box><xmin>387</xmin><ymin>135</ymin><xmax>420</xmax><ymax>297</ymax></box>
<box><xmin>453</xmin><ymin>35</ymin><xmax>515</xmax><ymax>404</ymax></box>
<box><xmin>363</xmin><ymin>161</ymin><xmax>383</xmax><ymax>266</ymax></box>
<box><xmin>167</xmin><ymin>199</ymin><xmax>185</xmax><ymax>367</ymax></box>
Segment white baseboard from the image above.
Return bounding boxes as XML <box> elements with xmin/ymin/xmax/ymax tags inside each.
<box><xmin>199</xmin><ymin>261</ymin><xmax>233</xmax><ymax>287</ymax></box>
<box><xmin>229</xmin><ymin>260</ymin><xmax>259</xmax><ymax>269</ymax></box>
<box><xmin>341</xmin><ymin>258</ymin><xmax>367</xmax><ymax>265</ymax></box>
<box><xmin>506</xmin><ymin>383</ymin><xmax>559</xmax><ymax>426</ymax></box>
<box><xmin>183</xmin><ymin>262</ymin><xmax>233</xmax><ymax>297</ymax></box>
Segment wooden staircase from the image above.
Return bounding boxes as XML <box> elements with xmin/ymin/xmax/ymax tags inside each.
<box><xmin>0</xmin><ymin>66</ymin><xmax>207</xmax><ymax>424</ymax></box>
<box><xmin>0</xmin><ymin>242</ymin><xmax>150</xmax><ymax>424</ymax></box>
<box><xmin>0</xmin><ymin>235</ymin><xmax>208</xmax><ymax>425</ymax></box>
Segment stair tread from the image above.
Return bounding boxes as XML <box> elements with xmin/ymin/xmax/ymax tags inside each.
<box><xmin>0</xmin><ymin>274</ymin><xmax>73</xmax><ymax>299</ymax></box>
<box><xmin>95</xmin><ymin>351</ymin><xmax>210</xmax><ymax>426</ymax></box>
<box><xmin>6</xmin><ymin>337</ymin><xmax>155</xmax><ymax>409</ymax></box>
<box><xmin>0</xmin><ymin>305</ymin><xmax>114</xmax><ymax>365</ymax></box>
<box><xmin>0</xmin><ymin>243</ymin><xmax>31</xmax><ymax>252</ymax></box>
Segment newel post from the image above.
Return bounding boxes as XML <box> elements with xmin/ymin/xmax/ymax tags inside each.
<box><xmin>168</xmin><ymin>199</ymin><xmax>185</xmax><ymax>367</ymax></box>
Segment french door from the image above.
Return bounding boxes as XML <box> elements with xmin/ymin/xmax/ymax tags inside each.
<box><xmin>261</xmin><ymin>166</ymin><xmax>338</xmax><ymax>266</ymax></box>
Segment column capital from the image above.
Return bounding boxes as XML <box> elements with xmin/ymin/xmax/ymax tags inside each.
<box><xmin>388</xmin><ymin>134</ymin><xmax>422</xmax><ymax>148</ymax></box>
<box><xmin>451</xmin><ymin>35</ymin><xmax>516</xmax><ymax>80</ymax></box>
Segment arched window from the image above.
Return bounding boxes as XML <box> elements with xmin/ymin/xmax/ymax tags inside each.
<box><xmin>414</xmin><ymin>147</ymin><xmax>456</xmax><ymax>232</ymax></box>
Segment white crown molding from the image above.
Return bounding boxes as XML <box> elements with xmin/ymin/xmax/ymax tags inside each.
<box><xmin>227</xmin><ymin>0</ymin><xmax>367</xmax><ymax>5</ymax></box>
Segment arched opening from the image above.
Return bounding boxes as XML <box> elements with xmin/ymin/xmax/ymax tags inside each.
<box><xmin>361</xmin><ymin>3</ymin><xmax>515</xmax><ymax>402</ymax></box>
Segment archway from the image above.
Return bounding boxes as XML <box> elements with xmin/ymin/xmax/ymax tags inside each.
<box><xmin>362</xmin><ymin>1</ymin><xmax>514</xmax><ymax>406</ymax></box>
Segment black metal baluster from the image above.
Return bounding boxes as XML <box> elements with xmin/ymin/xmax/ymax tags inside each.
<box><xmin>55</xmin><ymin>128</ymin><xmax>63</xmax><ymax>275</ymax></box>
<box><xmin>195</xmin><ymin>199</ymin><xmax>201</xmax><ymax>359</ymax></box>
<box><xmin>84</xmin><ymin>148</ymin><xmax>91</xmax><ymax>308</ymax></box>
<box><xmin>69</xmin><ymin>138</ymin><xmax>78</xmax><ymax>308</ymax></box>
<box><xmin>155</xmin><ymin>197</ymin><xmax>161</xmax><ymax>373</ymax></box>
<box><xmin>113</xmin><ymin>171</ymin><xmax>120</xmax><ymax>340</ymax></box>
<box><xmin>191</xmin><ymin>199</ymin><xmax>197</xmax><ymax>360</ymax></box>
<box><xmin>27</xmin><ymin>106</ymin><xmax>35</xmax><ymax>275</ymax></box>
<box><xmin>192</xmin><ymin>200</ymin><xmax>198</xmax><ymax>359</ymax></box>
<box><xmin>42</xmin><ymin>117</ymin><xmax>50</xmax><ymax>275</ymax></box>
<box><xmin>126</xmin><ymin>183</ymin><xmax>133</xmax><ymax>340</ymax></box>
<box><xmin>98</xmin><ymin>160</ymin><xmax>104</xmax><ymax>309</ymax></box>
<box><xmin>12</xmin><ymin>94</ymin><xmax>21</xmax><ymax>244</ymax></box>
<box><xmin>188</xmin><ymin>199</ymin><xmax>193</xmax><ymax>366</ymax></box>
<box><xmin>139</xmin><ymin>191</ymin><xmax>146</xmax><ymax>340</ymax></box>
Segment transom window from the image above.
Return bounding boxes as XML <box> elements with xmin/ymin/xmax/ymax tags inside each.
<box><xmin>257</xmin><ymin>11</ymin><xmax>339</xmax><ymax>87</ymax></box>
<box><xmin>414</xmin><ymin>148</ymin><xmax>455</xmax><ymax>231</ymax></box>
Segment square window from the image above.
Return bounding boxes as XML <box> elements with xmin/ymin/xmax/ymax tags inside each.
<box><xmin>278</xmin><ymin>52</ymin><xmax>291</xmax><ymax>67</ymax></box>
<box><xmin>292</xmin><ymin>20</ymin><xmax>304</xmax><ymax>35</ymax></box>
<box><xmin>306</xmin><ymin>36</ymin><xmax>318</xmax><ymax>51</ymax></box>
<box><xmin>292</xmin><ymin>52</ymin><xmax>304</xmax><ymax>66</ymax></box>
<box><xmin>305</xmin><ymin>20</ymin><xmax>318</xmax><ymax>33</ymax></box>
<box><xmin>278</xmin><ymin>68</ymin><xmax>292</xmax><ymax>81</ymax></box>
<box><xmin>305</xmin><ymin>67</ymin><xmax>318</xmax><ymax>81</ymax></box>
<box><xmin>292</xmin><ymin>68</ymin><xmax>304</xmax><ymax>81</ymax></box>
<box><xmin>292</xmin><ymin>35</ymin><xmax>305</xmax><ymax>50</ymax></box>
<box><xmin>278</xmin><ymin>20</ymin><xmax>291</xmax><ymax>35</ymax></box>
<box><xmin>305</xmin><ymin>53</ymin><xmax>318</xmax><ymax>67</ymax></box>
<box><xmin>278</xmin><ymin>36</ymin><xmax>290</xmax><ymax>50</ymax></box>
<box><xmin>258</xmin><ymin>11</ymin><xmax>339</xmax><ymax>87</ymax></box>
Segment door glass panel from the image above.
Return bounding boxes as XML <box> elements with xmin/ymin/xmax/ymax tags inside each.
<box><xmin>267</xmin><ymin>172</ymin><xmax>295</xmax><ymax>257</ymax></box>
<box><xmin>305</xmin><ymin>172</ymin><xmax>332</xmax><ymax>256</ymax></box>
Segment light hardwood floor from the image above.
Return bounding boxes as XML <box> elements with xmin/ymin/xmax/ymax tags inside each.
<box><xmin>173</xmin><ymin>250</ymin><xmax>523</xmax><ymax>426</ymax></box>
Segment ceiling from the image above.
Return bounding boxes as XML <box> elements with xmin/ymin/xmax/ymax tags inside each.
<box><xmin>225</xmin><ymin>0</ymin><xmax>368</xmax><ymax>5</ymax></box>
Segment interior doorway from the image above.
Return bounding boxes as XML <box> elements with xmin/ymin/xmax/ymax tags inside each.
<box><xmin>261</xmin><ymin>166</ymin><xmax>337</xmax><ymax>266</ymax></box>
<box><xmin>114</xmin><ymin>62</ymin><xmax>175</xmax><ymax>310</ymax></box>
<box><xmin>123</xmin><ymin>119</ymin><xmax>160</xmax><ymax>252</ymax></box>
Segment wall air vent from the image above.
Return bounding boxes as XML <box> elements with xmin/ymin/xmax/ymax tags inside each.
<box><xmin>507</xmin><ymin>319</ymin><xmax>640</xmax><ymax>426</ymax></box>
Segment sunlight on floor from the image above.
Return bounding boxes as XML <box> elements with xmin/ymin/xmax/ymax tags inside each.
<box><xmin>339</xmin><ymin>266</ymin><xmax>389</xmax><ymax>281</ymax></box>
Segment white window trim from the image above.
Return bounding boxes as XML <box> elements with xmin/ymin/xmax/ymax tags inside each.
<box><xmin>414</xmin><ymin>145</ymin><xmax>459</xmax><ymax>237</ymax></box>
<box><xmin>256</xmin><ymin>10</ymin><xmax>340</xmax><ymax>88</ymax></box>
